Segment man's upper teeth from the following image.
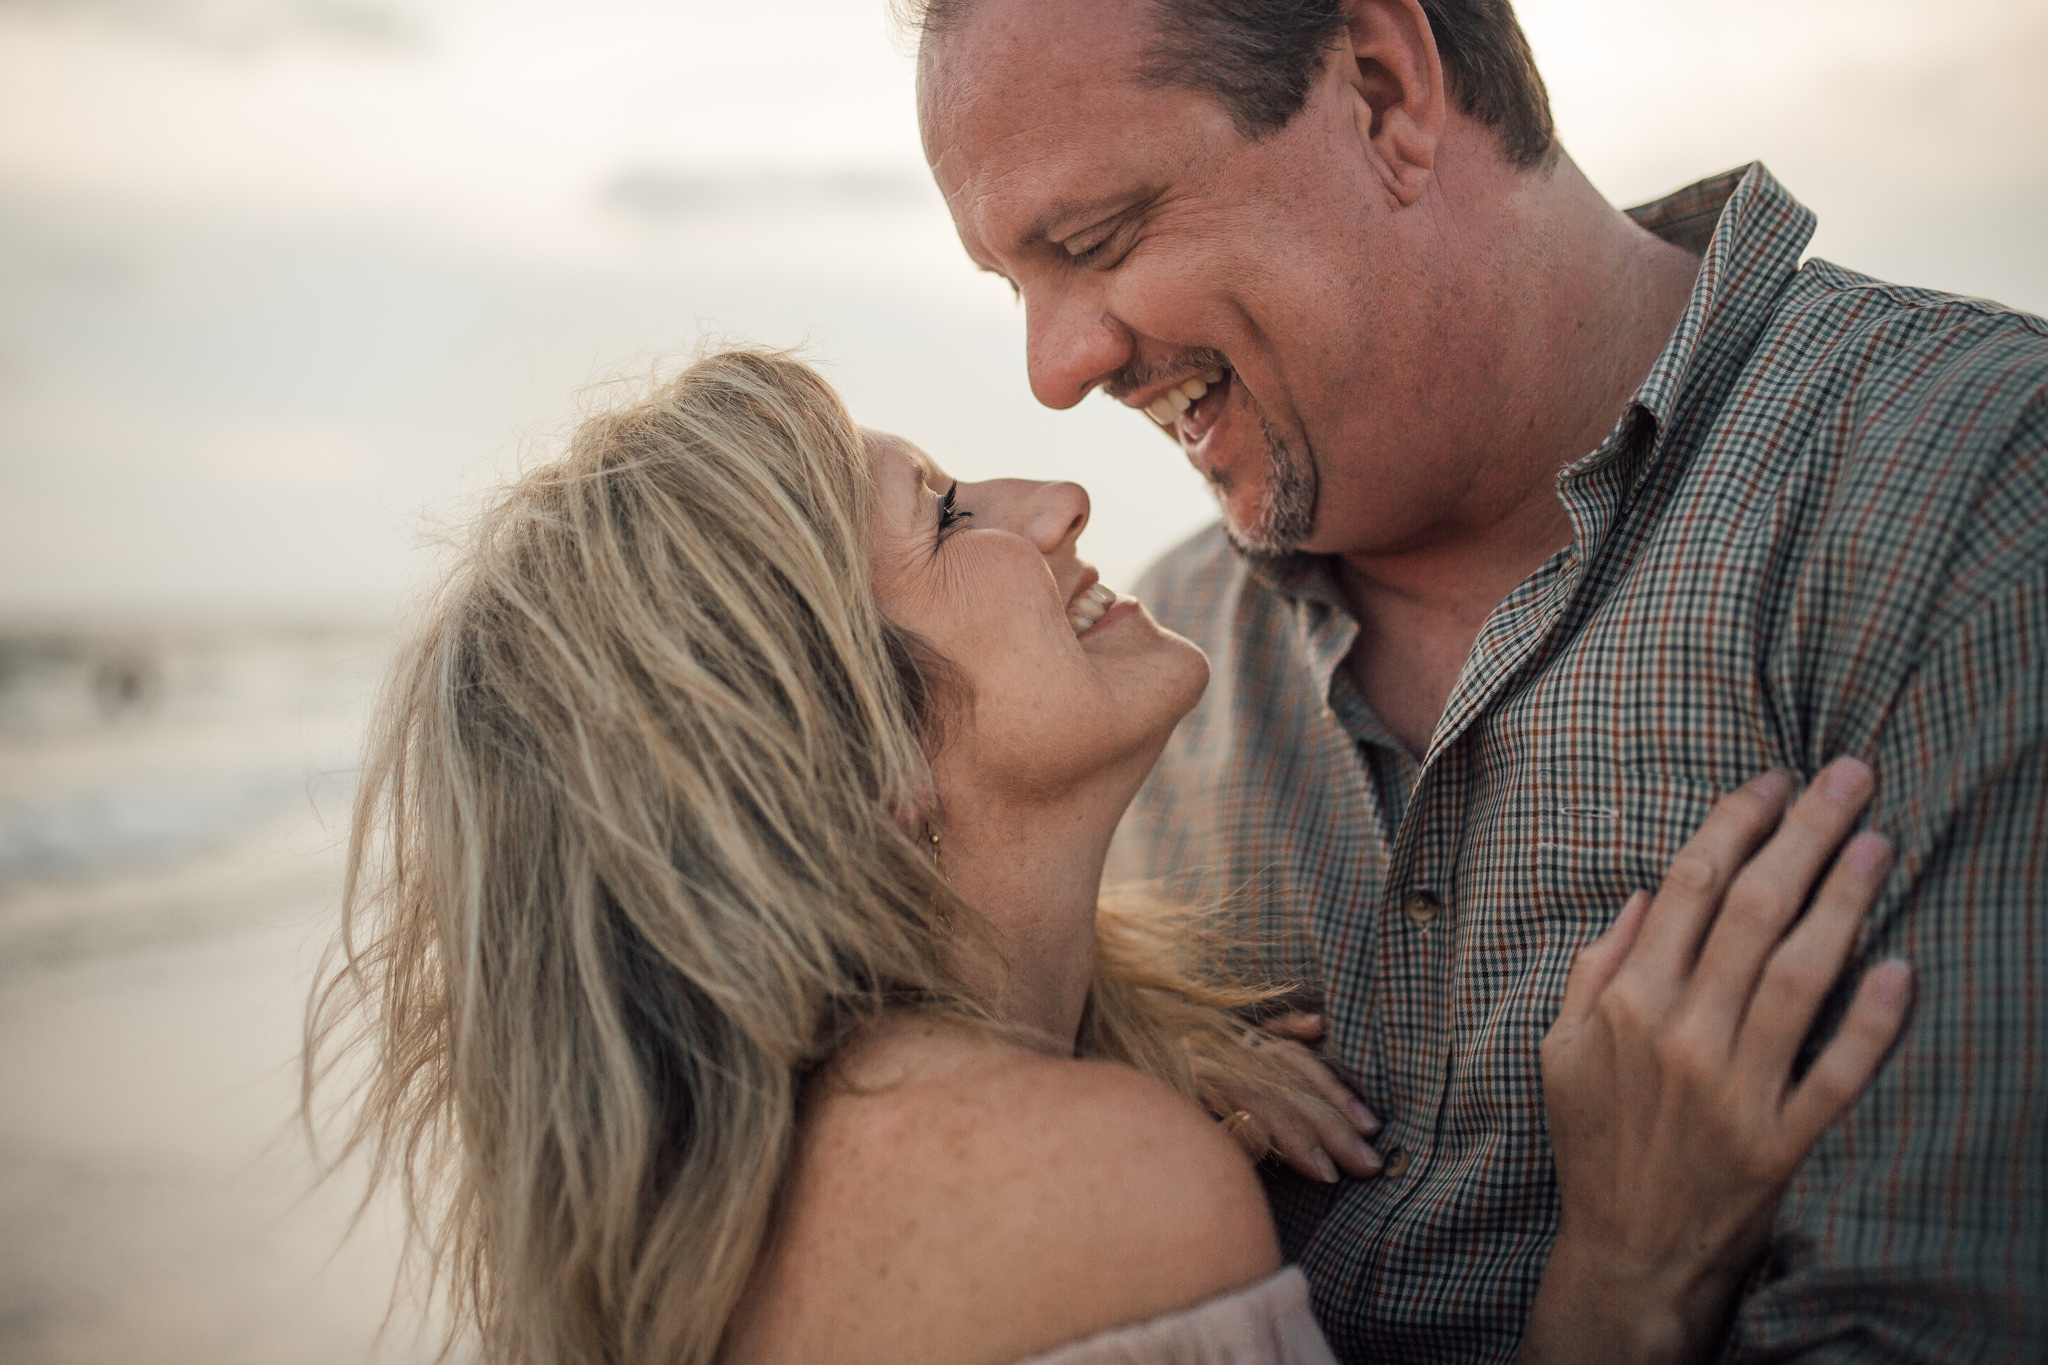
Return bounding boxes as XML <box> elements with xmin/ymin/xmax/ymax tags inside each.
<box><xmin>1069</xmin><ymin>582</ymin><xmax>1117</xmax><ymax>633</ymax></box>
<box><xmin>1145</xmin><ymin>368</ymin><xmax>1226</xmax><ymax>426</ymax></box>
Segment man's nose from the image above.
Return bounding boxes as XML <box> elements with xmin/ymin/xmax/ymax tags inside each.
<box><xmin>972</xmin><ymin>478</ymin><xmax>1091</xmax><ymax>553</ymax></box>
<box><xmin>1023</xmin><ymin>280</ymin><xmax>1130</xmax><ymax>411</ymax></box>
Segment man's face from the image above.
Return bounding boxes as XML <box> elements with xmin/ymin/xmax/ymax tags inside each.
<box><xmin>920</xmin><ymin>0</ymin><xmax>1485</xmax><ymax>558</ymax></box>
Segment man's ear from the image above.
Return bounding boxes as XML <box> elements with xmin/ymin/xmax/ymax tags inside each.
<box><xmin>1341</xmin><ymin>0</ymin><xmax>1446</xmax><ymax>206</ymax></box>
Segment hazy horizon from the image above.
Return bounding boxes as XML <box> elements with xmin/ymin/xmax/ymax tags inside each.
<box><xmin>4</xmin><ymin>0</ymin><xmax>2044</xmax><ymax>622</ymax></box>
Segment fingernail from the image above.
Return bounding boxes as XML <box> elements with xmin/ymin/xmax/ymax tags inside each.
<box><xmin>1869</xmin><ymin>958</ymin><xmax>1913</xmax><ymax>1006</ymax></box>
<box><xmin>1845</xmin><ymin>830</ymin><xmax>1893</xmax><ymax>874</ymax></box>
<box><xmin>1312</xmin><ymin>1149</ymin><xmax>1340</xmax><ymax>1183</ymax></box>
<box><xmin>1825</xmin><ymin>756</ymin><xmax>1874</xmax><ymax>800</ymax></box>
<box><xmin>1349</xmin><ymin>1101</ymin><xmax>1381</xmax><ymax>1134</ymax></box>
<box><xmin>1745</xmin><ymin>769</ymin><xmax>1793</xmax><ymax>798</ymax></box>
<box><xmin>1353</xmin><ymin>1139</ymin><xmax>1383</xmax><ymax>1171</ymax></box>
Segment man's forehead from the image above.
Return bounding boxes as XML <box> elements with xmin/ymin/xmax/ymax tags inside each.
<box><xmin>917</xmin><ymin>0</ymin><xmax>1151</xmax><ymax>105</ymax></box>
<box><xmin>918</xmin><ymin>0</ymin><xmax>1189</xmax><ymax>252</ymax></box>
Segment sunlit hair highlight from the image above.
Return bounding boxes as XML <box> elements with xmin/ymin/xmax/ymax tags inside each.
<box><xmin>306</xmin><ymin>347</ymin><xmax>1305</xmax><ymax>1365</ymax></box>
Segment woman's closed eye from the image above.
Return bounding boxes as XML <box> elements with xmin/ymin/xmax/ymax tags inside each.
<box><xmin>937</xmin><ymin>481</ymin><xmax>973</xmax><ymax>540</ymax></box>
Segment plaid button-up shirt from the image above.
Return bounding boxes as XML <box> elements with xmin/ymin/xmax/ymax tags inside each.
<box><xmin>1109</xmin><ymin>164</ymin><xmax>2047</xmax><ymax>1363</ymax></box>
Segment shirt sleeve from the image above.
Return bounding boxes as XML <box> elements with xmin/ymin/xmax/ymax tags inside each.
<box><xmin>1730</xmin><ymin>391</ymin><xmax>2048</xmax><ymax>1363</ymax></box>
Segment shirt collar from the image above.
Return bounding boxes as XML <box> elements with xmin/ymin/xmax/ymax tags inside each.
<box><xmin>1576</xmin><ymin>161</ymin><xmax>1816</xmax><ymax>476</ymax></box>
<box><xmin>1245</xmin><ymin>162</ymin><xmax>1818</xmax><ymax>602</ymax></box>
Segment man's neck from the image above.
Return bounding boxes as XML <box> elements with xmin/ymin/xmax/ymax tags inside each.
<box><xmin>1338</xmin><ymin>154</ymin><xmax>1701</xmax><ymax>757</ymax></box>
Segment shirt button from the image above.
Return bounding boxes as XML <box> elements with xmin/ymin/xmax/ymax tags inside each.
<box><xmin>1382</xmin><ymin>1147</ymin><xmax>1411</xmax><ymax>1179</ymax></box>
<box><xmin>1402</xmin><ymin>890</ymin><xmax>1443</xmax><ymax>926</ymax></box>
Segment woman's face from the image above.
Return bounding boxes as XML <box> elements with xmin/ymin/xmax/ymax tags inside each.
<box><xmin>865</xmin><ymin>431</ymin><xmax>1208</xmax><ymax>810</ymax></box>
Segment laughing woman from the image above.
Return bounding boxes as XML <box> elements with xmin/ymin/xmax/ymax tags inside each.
<box><xmin>306</xmin><ymin>349</ymin><xmax>1910</xmax><ymax>1365</ymax></box>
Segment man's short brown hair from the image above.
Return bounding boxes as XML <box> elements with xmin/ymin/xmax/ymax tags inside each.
<box><xmin>912</xmin><ymin>0</ymin><xmax>1555</xmax><ymax>169</ymax></box>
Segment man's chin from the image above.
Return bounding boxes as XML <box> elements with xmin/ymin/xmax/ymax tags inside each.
<box><xmin>1196</xmin><ymin>400</ymin><xmax>1318</xmax><ymax>555</ymax></box>
<box><xmin>1220</xmin><ymin>510</ymin><xmax>1311</xmax><ymax>558</ymax></box>
<box><xmin>1215</xmin><ymin>477</ymin><xmax>1316</xmax><ymax>558</ymax></box>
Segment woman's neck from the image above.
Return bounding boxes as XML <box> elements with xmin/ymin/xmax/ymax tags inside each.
<box><xmin>934</xmin><ymin>783</ymin><xmax>1125</xmax><ymax>1048</ymax></box>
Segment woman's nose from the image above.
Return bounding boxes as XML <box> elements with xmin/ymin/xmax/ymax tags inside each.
<box><xmin>969</xmin><ymin>478</ymin><xmax>1090</xmax><ymax>554</ymax></box>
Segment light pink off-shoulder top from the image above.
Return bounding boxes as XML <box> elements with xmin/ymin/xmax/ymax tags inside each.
<box><xmin>1015</xmin><ymin>1268</ymin><xmax>1338</xmax><ymax>1365</ymax></box>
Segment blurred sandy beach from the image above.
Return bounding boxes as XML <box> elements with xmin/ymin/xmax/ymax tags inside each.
<box><xmin>0</xmin><ymin>623</ymin><xmax>445</xmax><ymax>1364</ymax></box>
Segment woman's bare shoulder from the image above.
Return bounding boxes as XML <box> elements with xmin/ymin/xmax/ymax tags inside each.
<box><xmin>722</xmin><ymin>1018</ymin><xmax>1281</xmax><ymax>1365</ymax></box>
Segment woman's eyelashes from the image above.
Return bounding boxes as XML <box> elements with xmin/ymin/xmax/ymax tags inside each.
<box><xmin>936</xmin><ymin>481</ymin><xmax>973</xmax><ymax>540</ymax></box>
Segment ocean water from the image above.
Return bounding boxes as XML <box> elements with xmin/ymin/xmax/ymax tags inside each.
<box><xmin>0</xmin><ymin>624</ymin><xmax>384</xmax><ymax>970</ymax></box>
<box><xmin>0</xmin><ymin>623</ymin><xmax>448</xmax><ymax>1364</ymax></box>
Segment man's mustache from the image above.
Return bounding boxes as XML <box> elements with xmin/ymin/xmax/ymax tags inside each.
<box><xmin>1101</xmin><ymin>347</ymin><xmax>1230</xmax><ymax>403</ymax></box>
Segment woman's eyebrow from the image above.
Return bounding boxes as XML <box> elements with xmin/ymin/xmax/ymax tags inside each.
<box><xmin>901</xmin><ymin>457</ymin><xmax>939</xmax><ymax>527</ymax></box>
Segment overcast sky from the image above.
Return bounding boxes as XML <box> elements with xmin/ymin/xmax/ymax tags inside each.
<box><xmin>2</xmin><ymin>0</ymin><xmax>2043</xmax><ymax>621</ymax></box>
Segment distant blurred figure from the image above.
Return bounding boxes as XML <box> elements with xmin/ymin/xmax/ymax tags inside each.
<box><xmin>92</xmin><ymin>649</ymin><xmax>160</xmax><ymax>719</ymax></box>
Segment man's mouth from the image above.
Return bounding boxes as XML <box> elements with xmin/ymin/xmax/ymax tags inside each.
<box><xmin>1143</xmin><ymin>366</ymin><xmax>1231</xmax><ymax>445</ymax></box>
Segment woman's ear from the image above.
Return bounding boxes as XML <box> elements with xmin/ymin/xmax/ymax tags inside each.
<box><xmin>885</xmin><ymin>767</ymin><xmax>950</xmax><ymax>838</ymax></box>
<box><xmin>1340</xmin><ymin>0</ymin><xmax>1447</xmax><ymax>207</ymax></box>
<box><xmin>885</xmin><ymin>790</ymin><xmax>935</xmax><ymax>836</ymax></box>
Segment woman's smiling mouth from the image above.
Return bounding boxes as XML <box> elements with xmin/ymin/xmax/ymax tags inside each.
<box><xmin>1068</xmin><ymin>581</ymin><xmax>1118</xmax><ymax>634</ymax></box>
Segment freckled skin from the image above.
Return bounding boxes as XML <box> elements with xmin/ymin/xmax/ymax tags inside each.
<box><xmin>866</xmin><ymin>432</ymin><xmax>1205</xmax><ymax>804</ymax></box>
<box><xmin>863</xmin><ymin>430</ymin><xmax>1209</xmax><ymax>1038</ymax></box>
<box><xmin>721</xmin><ymin>1020</ymin><xmax>1282</xmax><ymax>1365</ymax></box>
<box><xmin>717</xmin><ymin>435</ymin><xmax>1266</xmax><ymax>1365</ymax></box>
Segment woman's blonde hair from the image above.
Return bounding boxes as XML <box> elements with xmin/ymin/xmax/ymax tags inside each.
<box><xmin>306</xmin><ymin>347</ymin><xmax>1302</xmax><ymax>1365</ymax></box>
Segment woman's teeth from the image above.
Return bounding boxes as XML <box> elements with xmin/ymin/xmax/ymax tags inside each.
<box><xmin>1069</xmin><ymin>582</ymin><xmax>1117</xmax><ymax>634</ymax></box>
<box><xmin>1145</xmin><ymin>367</ymin><xmax>1227</xmax><ymax>427</ymax></box>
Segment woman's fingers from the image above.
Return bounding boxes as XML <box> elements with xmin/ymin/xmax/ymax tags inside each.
<box><xmin>1246</xmin><ymin>1091</ymin><xmax>1354</xmax><ymax>1182</ymax></box>
<box><xmin>1258</xmin><ymin>1037</ymin><xmax>1382</xmax><ymax>1160</ymax></box>
<box><xmin>1778</xmin><ymin>960</ymin><xmax>1913</xmax><ymax>1151</ymax></box>
<box><xmin>1625</xmin><ymin>771</ymin><xmax>1793</xmax><ymax>989</ymax></box>
<box><xmin>1260</xmin><ymin>1011</ymin><xmax>1327</xmax><ymax>1044</ymax></box>
<box><xmin>1218</xmin><ymin>1105</ymin><xmax>1271</xmax><ymax>1163</ymax></box>
<box><xmin>1554</xmin><ymin>890</ymin><xmax>1651</xmax><ymax>1035</ymax></box>
<box><xmin>1208</xmin><ymin>1032</ymin><xmax>1381</xmax><ymax>1180</ymax></box>
<box><xmin>1690</xmin><ymin>759</ymin><xmax>1876</xmax><ymax>1029</ymax></box>
<box><xmin>1262</xmin><ymin>1033</ymin><xmax>1380</xmax><ymax>1137</ymax></box>
<box><xmin>1266</xmin><ymin>1091</ymin><xmax>1381</xmax><ymax>1180</ymax></box>
<box><xmin>1733</xmin><ymin>829</ymin><xmax>1895</xmax><ymax>1089</ymax></box>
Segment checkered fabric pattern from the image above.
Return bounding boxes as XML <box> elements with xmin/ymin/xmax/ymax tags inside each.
<box><xmin>1108</xmin><ymin>164</ymin><xmax>2048</xmax><ymax>1363</ymax></box>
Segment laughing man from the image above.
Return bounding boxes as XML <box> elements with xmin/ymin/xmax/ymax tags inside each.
<box><xmin>911</xmin><ymin>0</ymin><xmax>2047</xmax><ymax>1360</ymax></box>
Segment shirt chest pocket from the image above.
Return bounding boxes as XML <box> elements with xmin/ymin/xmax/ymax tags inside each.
<box><xmin>1532</xmin><ymin>766</ymin><xmax>1724</xmax><ymax>924</ymax></box>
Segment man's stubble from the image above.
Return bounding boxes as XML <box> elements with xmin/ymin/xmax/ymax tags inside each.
<box><xmin>1215</xmin><ymin>402</ymin><xmax>1316</xmax><ymax>558</ymax></box>
<box><xmin>1107</xmin><ymin>347</ymin><xmax>1319</xmax><ymax>557</ymax></box>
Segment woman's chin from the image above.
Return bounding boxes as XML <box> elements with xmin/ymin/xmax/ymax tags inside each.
<box><xmin>1153</xmin><ymin>627</ymin><xmax>1212</xmax><ymax>724</ymax></box>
